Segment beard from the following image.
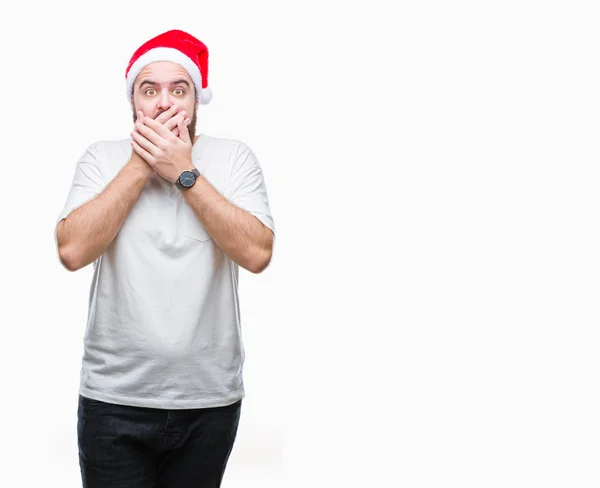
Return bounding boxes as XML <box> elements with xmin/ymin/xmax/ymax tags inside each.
<box><xmin>131</xmin><ymin>105</ymin><xmax>198</xmax><ymax>143</ymax></box>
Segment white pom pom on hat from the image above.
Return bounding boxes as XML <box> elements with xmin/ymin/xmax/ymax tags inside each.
<box><xmin>125</xmin><ymin>29</ymin><xmax>212</xmax><ymax>104</ymax></box>
<box><xmin>198</xmin><ymin>86</ymin><xmax>212</xmax><ymax>105</ymax></box>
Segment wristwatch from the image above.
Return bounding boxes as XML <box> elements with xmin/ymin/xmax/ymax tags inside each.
<box><xmin>175</xmin><ymin>168</ymin><xmax>201</xmax><ymax>190</ymax></box>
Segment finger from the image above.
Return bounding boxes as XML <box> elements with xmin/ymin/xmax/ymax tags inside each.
<box><xmin>142</xmin><ymin>116</ymin><xmax>176</xmax><ymax>140</ymax></box>
<box><xmin>131</xmin><ymin>139</ymin><xmax>155</xmax><ymax>166</ymax></box>
<box><xmin>164</xmin><ymin>110</ymin><xmax>187</xmax><ymax>131</ymax></box>
<box><xmin>134</xmin><ymin>120</ymin><xmax>165</xmax><ymax>147</ymax></box>
<box><xmin>178</xmin><ymin>118</ymin><xmax>191</xmax><ymax>143</ymax></box>
<box><xmin>154</xmin><ymin>105</ymin><xmax>179</xmax><ymax>124</ymax></box>
<box><xmin>131</xmin><ymin>129</ymin><xmax>158</xmax><ymax>154</ymax></box>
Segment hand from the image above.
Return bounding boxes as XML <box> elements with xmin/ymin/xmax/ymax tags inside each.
<box><xmin>153</xmin><ymin>105</ymin><xmax>190</xmax><ymax>138</ymax></box>
<box><xmin>131</xmin><ymin>114</ymin><xmax>193</xmax><ymax>183</ymax></box>
<box><xmin>129</xmin><ymin>111</ymin><xmax>155</xmax><ymax>178</ymax></box>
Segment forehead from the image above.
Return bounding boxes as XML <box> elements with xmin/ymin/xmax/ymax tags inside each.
<box><xmin>135</xmin><ymin>61</ymin><xmax>192</xmax><ymax>85</ymax></box>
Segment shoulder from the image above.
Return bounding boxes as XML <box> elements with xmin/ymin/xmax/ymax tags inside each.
<box><xmin>87</xmin><ymin>139</ymin><xmax>131</xmax><ymax>158</ymax></box>
<box><xmin>79</xmin><ymin>139</ymin><xmax>132</xmax><ymax>181</ymax></box>
<box><xmin>199</xmin><ymin>134</ymin><xmax>254</xmax><ymax>158</ymax></box>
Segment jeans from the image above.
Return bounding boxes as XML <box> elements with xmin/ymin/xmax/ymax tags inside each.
<box><xmin>77</xmin><ymin>394</ymin><xmax>242</xmax><ymax>488</ymax></box>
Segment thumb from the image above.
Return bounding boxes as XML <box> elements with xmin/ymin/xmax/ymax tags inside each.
<box><xmin>178</xmin><ymin>117</ymin><xmax>191</xmax><ymax>143</ymax></box>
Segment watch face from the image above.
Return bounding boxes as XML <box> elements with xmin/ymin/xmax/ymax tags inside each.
<box><xmin>179</xmin><ymin>170</ymin><xmax>196</xmax><ymax>188</ymax></box>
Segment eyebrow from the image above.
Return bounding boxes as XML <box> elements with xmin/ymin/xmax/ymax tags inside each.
<box><xmin>138</xmin><ymin>79</ymin><xmax>191</xmax><ymax>89</ymax></box>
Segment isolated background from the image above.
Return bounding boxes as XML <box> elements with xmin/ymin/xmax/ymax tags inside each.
<box><xmin>1</xmin><ymin>0</ymin><xmax>599</xmax><ymax>486</ymax></box>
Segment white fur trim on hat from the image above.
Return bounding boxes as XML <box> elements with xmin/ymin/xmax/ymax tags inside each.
<box><xmin>126</xmin><ymin>47</ymin><xmax>204</xmax><ymax>101</ymax></box>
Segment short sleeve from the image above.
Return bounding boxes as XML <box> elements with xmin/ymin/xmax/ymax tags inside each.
<box><xmin>225</xmin><ymin>142</ymin><xmax>275</xmax><ymax>235</ymax></box>
<box><xmin>55</xmin><ymin>143</ymin><xmax>106</xmax><ymax>227</ymax></box>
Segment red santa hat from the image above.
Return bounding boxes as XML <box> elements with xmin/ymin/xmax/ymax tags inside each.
<box><xmin>125</xmin><ymin>29</ymin><xmax>212</xmax><ymax>104</ymax></box>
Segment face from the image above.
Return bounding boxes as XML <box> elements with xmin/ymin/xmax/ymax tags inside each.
<box><xmin>131</xmin><ymin>61</ymin><xmax>198</xmax><ymax>141</ymax></box>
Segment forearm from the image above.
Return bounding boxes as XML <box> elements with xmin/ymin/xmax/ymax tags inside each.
<box><xmin>57</xmin><ymin>156</ymin><xmax>152</xmax><ymax>271</ymax></box>
<box><xmin>182</xmin><ymin>177</ymin><xmax>273</xmax><ymax>273</ymax></box>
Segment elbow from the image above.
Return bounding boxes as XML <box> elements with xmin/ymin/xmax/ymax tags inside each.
<box><xmin>58</xmin><ymin>245</ymin><xmax>83</xmax><ymax>272</ymax></box>
<box><xmin>248</xmin><ymin>228</ymin><xmax>274</xmax><ymax>274</ymax></box>
<box><xmin>247</xmin><ymin>247</ymin><xmax>272</xmax><ymax>274</ymax></box>
<box><xmin>56</xmin><ymin>220</ymin><xmax>81</xmax><ymax>272</ymax></box>
<box><xmin>56</xmin><ymin>221</ymin><xmax>88</xmax><ymax>272</ymax></box>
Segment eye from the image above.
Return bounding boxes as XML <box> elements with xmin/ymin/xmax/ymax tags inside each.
<box><xmin>145</xmin><ymin>88</ymin><xmax>156</xmax><ymax>96</ymax></box>
<box><xmin>174</xmin><ymin>88</ymin><xmax>184</xmax><ymax>96</ymax></box>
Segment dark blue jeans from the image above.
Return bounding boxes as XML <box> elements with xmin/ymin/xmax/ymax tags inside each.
<box><xmin>77</xmin><ymin>394</ymin><xmax>242</xmax><ymax>488</ymax></box>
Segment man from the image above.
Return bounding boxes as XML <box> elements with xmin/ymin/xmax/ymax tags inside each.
<box><xmin>55</xmin><ymin>29</ymin><xmax>275</xmax><ymax>488</ymax></box>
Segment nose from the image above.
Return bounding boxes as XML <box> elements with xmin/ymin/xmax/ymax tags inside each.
<box><xmin>157</xmin><ymin>88</ymin><xmax>173</xmax><ymax>111</ymax></box>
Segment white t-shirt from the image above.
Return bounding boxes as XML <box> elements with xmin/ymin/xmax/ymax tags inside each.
<box><xmin>55</xmin><ymin>134</ymin><xmax>275</xmax><ymax>409</ymax></box>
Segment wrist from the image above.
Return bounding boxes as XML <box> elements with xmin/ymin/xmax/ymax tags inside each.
<box><xmin>128</xmin><ymin>153</ymin><xmax>154</xmax><ymax>179</ymax></box>
<box><xmin>175</xmin><ymin>167</ymin><xmax>201</xmax><ymax>190</ymax></box>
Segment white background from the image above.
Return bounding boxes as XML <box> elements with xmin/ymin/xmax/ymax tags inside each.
<box><xmin>0</xmin><ymin>0</ymin><xmax>599</xmax><ymax>486</ymax></box>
